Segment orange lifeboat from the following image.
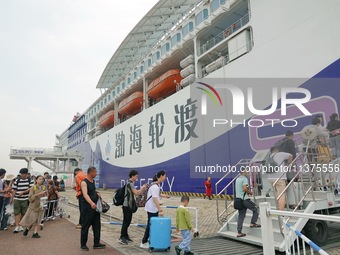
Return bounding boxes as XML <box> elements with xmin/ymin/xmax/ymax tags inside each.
<box><xmin>147</xmin><ymin>69</ymin><xmax>183</xmax><ymax>99</ymax></box>
<box><xmin>118</xmin><ymin>91</ymin><xmax>143</xmax><ymax>116</ymax></box>
<box><xmin>98</xmin><ymin>110</ymin><xmax>114</xmax><ymax>129</ymax></box>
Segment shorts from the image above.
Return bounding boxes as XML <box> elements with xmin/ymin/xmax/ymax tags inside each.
<box><xmin>13</xmin><ymin>199</ymin><xmax>29</xmax><ymax>216</ymax></box>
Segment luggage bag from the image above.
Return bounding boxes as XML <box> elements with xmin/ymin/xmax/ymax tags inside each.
<box><xmin>149</xmin><ymin>216</ymin><xmax>171</xmax><ymax>252</ymax></box>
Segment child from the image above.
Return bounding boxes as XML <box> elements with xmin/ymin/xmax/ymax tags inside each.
<box><xmin>175</xmin><ymin>195</ymin><xmax>194</xmax><ymax>255</ymax></box>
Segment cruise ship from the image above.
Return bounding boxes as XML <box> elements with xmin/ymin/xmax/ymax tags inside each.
<box><xmin>56</xmin><ymin>0</ymin><xmax>340</xmax><ymax>193</ymax></box>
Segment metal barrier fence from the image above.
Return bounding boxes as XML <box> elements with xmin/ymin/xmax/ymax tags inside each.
<box><xmin>260</xmin><ymin>202</ymin><xmax>340</xmax><ymax>255</ymax></box>
<box><xmin>41</xmin><ymin>196</ymin><xmax>69</xmax><ymax>222</ymax></box>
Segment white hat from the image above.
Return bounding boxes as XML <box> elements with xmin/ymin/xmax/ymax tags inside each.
<box><xmin>5</xmin><ymin>174</ymin><xmax>15</xmax><ymax>181</ymax></box>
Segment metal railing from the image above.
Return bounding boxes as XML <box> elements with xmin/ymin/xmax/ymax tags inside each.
<box><xmin>199</xmin><ymin>13</ymin><xmax>250</xmax><ymax>55</ymax></box>
<box><xmin>260</xmin><ymin>202</ymin><xmax>340</xmax><ymax>255</ymax></box>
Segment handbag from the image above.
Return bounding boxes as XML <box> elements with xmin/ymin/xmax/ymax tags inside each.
<box><xmin>102</xmin><ymin>201</ymin><xmax>110</xmax><ymax>213</ymax></box>
<box><xmin>234</xmin><ymin>193</ymin><xmax>246</xmax><ymax>210</ymax></box>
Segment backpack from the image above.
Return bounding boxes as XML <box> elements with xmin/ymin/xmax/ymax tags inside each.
<box><xmin>135</xmin><ymin>182</ymin><xmax>157</xmax><ymax>207</ymax></box>
<box><xmin>33</xmin><ymin>185</ymin><xmax>46</xmax><ymax>192</ymax></box>
<box><xmin>112</xmin><ymin>184</ymin><xmax>128</xmax><ymax>206</ymax></box>
<box><xmin>274</xmin><ymin>138</ymin><xmax>288</xmax><ymax>152</ymax></box>
<box><xmin>265</xmin><ymin>153</ymin><xmax>278</xmax><ymax>173</ymax></box>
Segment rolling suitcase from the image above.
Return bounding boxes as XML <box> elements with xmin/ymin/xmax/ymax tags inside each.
<box><xmin>149</xmin><ymin>216</ymin><xmax>171</xmax><ymax>252</ymax></box>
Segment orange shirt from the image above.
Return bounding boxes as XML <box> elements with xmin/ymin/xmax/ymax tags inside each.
<box><xmin>75</xmin><ymin>172</ymin><xmax>86</xmax><ymax>198</ymax></box>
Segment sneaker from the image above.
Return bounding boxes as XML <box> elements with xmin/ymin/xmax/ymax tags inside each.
<box><xmin>0</xmin><ymin>228</ymin><xmax>8</xmax><ymax>230</ymax></box>
<box><xmin>13</xmin><ymin>226</ymin><xmax>20</xmax><ymax>233</ymax></box>
<box><xmin>140</xmin><ymin>242</ymin><xmax>149</xmax><ymax>249</ymax></box>
<box><xmin>23</xmin><ymin>228</ymin><xmax>29</xmax><ymax>236</ymax></box>
<box><xmin>184</xmin><ymin>251</ymin><xmax>194</xmax><ymax>255</ymax></box>
<box><xmin>32</xmin><ymin>232</ymin><xmax>41</xmax><ymax>238</ymax></box>
<box><xmin>175</xmin><ymin>245</ymin><xmax>182</xmax><ymax>255</ymax></box>
<box><xmin>81</xmin><ymin>245</ymin><xmax>89</xmax><ymax>251</ymax></box>
<box><xmin>93</xmin><ymin>243</ymin><xmax>106</xmax><ymax>249</ymax></box>
<box><xmin>76</xmin><ymin>224</ymin><xmax>82</xmax><ymax>229</ymax></box>
<box><xmin>19</xmin><ymin>226</ymin><xmax>24</xmax><ymax>231</ymax></box>
<box><xmin>118</xmin><ymin>238</ymin><xmax>128</xmax><ymax>245</ymax></box>
<box><xmin>126</xmin><ymin>237</ymin><xmax>133</xmax><ymax>243</ymax></box>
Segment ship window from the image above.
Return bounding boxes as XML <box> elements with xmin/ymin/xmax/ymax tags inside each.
<box><xmin>112</xmin><ymin>91</ymin><xmax>115</xmax><ymax>97</ymax></box>
<box><xmin>140</xmin><ymin>65</ymin><xmax>144</xmax><ymax>74</ymax></box>
<box><xmin>211</xmin><ymin>0</ymin><xmax>220</xmax><ymax>12</ymax></box>
<box><xmin>195</xmin><ymin>9</ymin><xmax>209</xmax><ymax>26</ymax></box>
<box><xmin>104</xmin><ymin>98</ymin><xmax>107</xmax><ymax>104</ymax></box>
<box><xmin>108</xmin><ymin>95</ymin><xmax>111</xmax><ymax>101</ymax></box>
<box><xmin>161</xmin><ymin>43</ymin><xmax>170</xmax><ymax>55</ymax></box>
<box><xmin>152</xmin><ymin>51</ymin><xmax>160</xmax><ymax>62</ymax></box>
<box><xmin>134</xmin><ymin>72</ymin><xmax>137</xmax><ymax>79</ymax></box>
<box><xmin>182</xmin><ymin>22</ymin><xmax>194</xmax><ymax>37</ymax></box>
<box><xmin>116</xmin><ymin>87</ymin><xmax>120</xmax><ymax>93</ymax></box>
<box><xmin>171</xmin><ymin>33</ymin><xmax>181</xmax><ymax>46</ymax></box>
<box><xmin>101</xmin><ymin>101</ymin><xmax>103</xmax><ymax>107</ymax></box>
<box><xmin>127</xmin><ymin>77</ymin><xmax>130</xmax><ymax>85</ymax></box>
<box><xmin>148</xmin><ymin>58</ymin><xmax>152</xmax><ymax>67</ymax></box>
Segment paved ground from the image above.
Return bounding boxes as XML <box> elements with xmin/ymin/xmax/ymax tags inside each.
<box><xmin>63</xmin><ymin>188</ymin><xmax>222</xmax><ymax>254</ymax></box>
<box><xmin>2</xmin><ymin>188</ymin><xmax>340</xmax><ymax>254</ymax></box>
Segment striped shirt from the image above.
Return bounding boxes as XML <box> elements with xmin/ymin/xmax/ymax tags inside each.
<box><xmin>12</xmin><ymin>178</ymin><xmax>34</xmax><ymax>200</ymax></box>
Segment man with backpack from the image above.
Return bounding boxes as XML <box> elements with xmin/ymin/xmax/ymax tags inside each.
<box><xmin>118</xmin><ymin>170</ymin><xmax>146</xmax><ymax>245</ymax></box>
<box><xmin>11</xmin><ymin>168</ymin><xmax>34</xmax><ymax>233</ymax></box>
<box><xmin>267</xmin><ymin>147</ymin><xmax>293</xmax><ymax>210</ymax></box>
<box><xmin>275</xmin><ymin>130</ymin><xmax>296</xmax><ymax>159</ymax></box>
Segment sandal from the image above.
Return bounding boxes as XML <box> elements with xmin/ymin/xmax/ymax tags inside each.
<box><xmin>237</xmin><ymin>233</ymin><xmax>246</xmax><ymax>237</ymax></box>
<box><xmin>250</xmin><ymin>223</ymin><xmax>261</xmax><ymax>228</ymax></box>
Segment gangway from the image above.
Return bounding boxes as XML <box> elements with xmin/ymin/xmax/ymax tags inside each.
<box><xmin>216</xmin><ymin>136</ymin><xmax>340</xmax><ymax>252</ymax></box>
<box><xmin>9</xmin><ymin>146</ymin><xmax>83</xmax><ymax>173</ymax></box>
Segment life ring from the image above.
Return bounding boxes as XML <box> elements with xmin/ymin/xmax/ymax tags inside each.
<box><xmin>224</xmin><ymin>30</ymin><xmax>230</xmax><ymax>38</ymax></box>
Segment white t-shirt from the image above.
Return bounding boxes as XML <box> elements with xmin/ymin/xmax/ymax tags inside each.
<box><xmin>267</xmin><ymin>152</ymin><xmax>291</xmax><ymax>180</ymax></box>
<box><xmin>145</xmin><ymin>184</ymin><xmax>160</xmax><ymax>213</ymax></box>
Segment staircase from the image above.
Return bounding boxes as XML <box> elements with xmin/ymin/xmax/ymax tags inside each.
<box><xmin>217</xmin><ymin>195</ymin><xmax>318</xmax><ymax>251</ymax></box>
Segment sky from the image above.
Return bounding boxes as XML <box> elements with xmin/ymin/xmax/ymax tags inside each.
<box><xmin>0</xmin><ymin>0</ymin><xmax>159</xmax><ymax>176</ymax></box>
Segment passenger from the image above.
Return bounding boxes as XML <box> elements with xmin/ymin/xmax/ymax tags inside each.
<box><xmin>327</xmin><ymin>113</ymin><xmax>340</xmax><ymax>137</ymax></box>
<box><xmin>1</xmin><ymin>173</ymin><xmax>13</xmax><ymax>230</ymax></box>
<box><xmin>235</xmin><ymin>169</ymin><xmax>260</xmax><ymax>237</ymax></box>
<box><xmin>140</xmin><ymin>170</ymin><xmax>167</xmax><ymax>249</ymax></box>
<box><xmin>43</xmin><ymin>172</ymin><xmax>49</xmax><ymax>187</ymax></box>
<box><xmin>20</xmin><ymin>175</ymin><xmax>46</xmax><ymax>238</ymax></box>
<box><xmin>204</xmin><ymin>177</ymin><xmax>212</xmax><ymax>200</ymax></box>
<box><xmin>267</xmin><ymin>147</ymin><xmax>293</xmax><ymax>210</ymax></box>
<box><xmin>0</xmin><ymin>168</ymin><xmax>7</xmax><ymax>224</ymax></box>
<box><xmin>53</xmin><ymin>176</ymin><xmax>61</xmax><ymax>191</ymax></box>
<box><xmin>11</xmin><ymin>168</ymin><xmax>34</xmax><ymax>233</ymax></box>
<box><xmin>44</xmin><ymin>180</ymin><xmax>60</xmax><ymax>220</ymax></box>
<box><xmin>275</xmin><ymin>130</ymin><xmax>296</xmax><ymax>159</ymax></box>
<box><xmin>74</xmin><ymin>168</ymin><xmax>86</xmax><ymax>229</ymax></box>
<box><xmin>118</xmin><ymin>170</ymin><xmax>146</xmax><ymax>245</ymax></box>
<box><xmin>80</xmin><ymin>166</ymin><xmax>106</xmax><ymax>251</ymax></box>
<box><xmin>175</xmin><ymin>195</ymin><xmax>194</xmax><ymax>255</ymax></box>
<box><xmin>302</xmin><ymin>117</ymin><xmax>330</xmax><ymax>162</ymax></box>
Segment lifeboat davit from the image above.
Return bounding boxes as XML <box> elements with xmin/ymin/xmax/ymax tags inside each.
<box><xmin>98</xmin><ymin>110</ymin><xmax>114</xmax><ymax>129</ymax></box>
<box><xmin>147</xmin><ymin>69</ymin><xmax>183</xmax><ymax>99</ymax></box>
<box><xmin>118</xmin><ymin>91</ymin><xmax>143</xmax><ymax>115</ymax></box>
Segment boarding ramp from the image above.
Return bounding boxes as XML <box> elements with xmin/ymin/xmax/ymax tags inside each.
<box><xmin>9</xmin><ymin>147</ymin><xmax>83</xmax><ymax>173</ymax></box>
<box><xmin>216</xmin><ymin>136</ymin><xmax>340</xmax><ymax>252</ymax></box>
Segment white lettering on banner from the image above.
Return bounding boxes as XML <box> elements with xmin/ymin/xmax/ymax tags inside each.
<box><xmin>139</xmin><ymin>178</ymin><xmax>146</xmax><ymax>188</ymax></box>
<box><xmin>166</xmin><ymin>177</ymin><xmax>175</xmax><ymax>192</ymax></box>
<box><xmin>203</xmin><ymin>85</ymin><xmax>312</xmax><ymax>116</ymax></box>
<box><xmin>213</xmin><ymin>119</ymin><xmax>298</xmax><ymax>128</ymax></box>
<box><xmin>121</xmin><ymin>180</ymin><xmax>126</xmax><ymax>187</ymax></box>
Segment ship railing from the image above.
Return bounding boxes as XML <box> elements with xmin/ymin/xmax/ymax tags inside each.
<box><xmin>270</xmin><ymin>135</ymin><xmax>340</xmax><ymax>236</ymax></box>
<box><xmin>259</xmin><ymin>202</ymin><xmax>338</xmax><ymax>255</ymax></box>
<box><xmin>215</xmin><ymin>159</ymin><xmax>252</xmax><ymax>225</ymax></box>
<box><xmin>199</xmin><ymin>12</ymin><xmax>250</xmax><ymax>55</ymax></box>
